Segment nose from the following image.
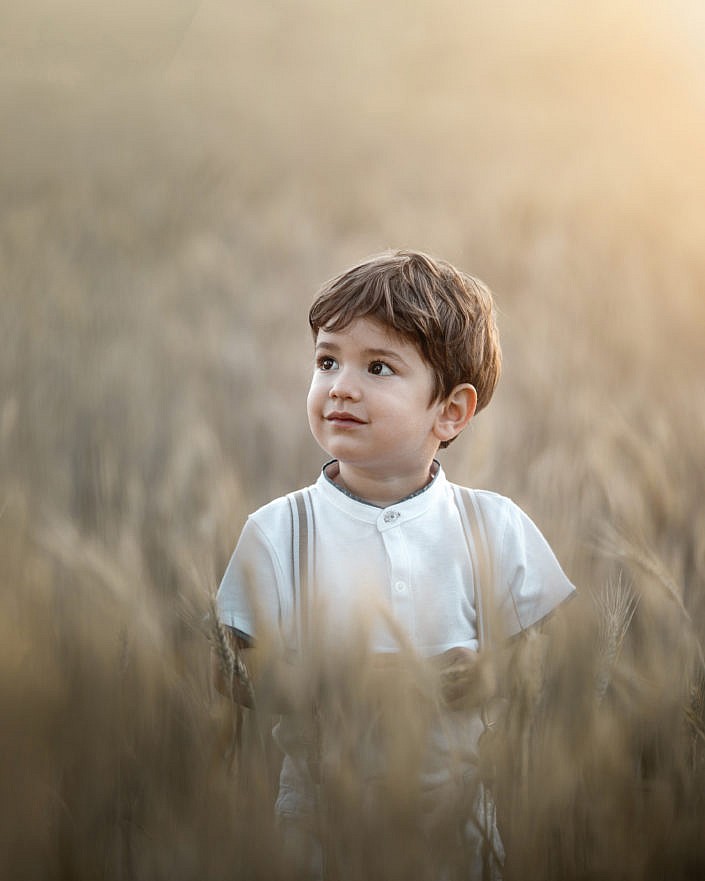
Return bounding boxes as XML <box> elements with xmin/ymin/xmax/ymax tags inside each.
<box><xmin>328</xmin><ymin>366</ymin><xmax>361</xmax><ymax>401</ymax></box>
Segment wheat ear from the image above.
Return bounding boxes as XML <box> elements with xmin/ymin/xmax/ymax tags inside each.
<box><xmin>593</xmin><ymin>574</ymin><xmax>639</xmax><ymax>702</ymax></box>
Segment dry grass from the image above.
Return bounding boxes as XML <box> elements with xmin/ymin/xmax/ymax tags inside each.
<box><xmin>3</xmin><ymin>0</ymin><xmax>705</xmax><ymax>877</ymax></box>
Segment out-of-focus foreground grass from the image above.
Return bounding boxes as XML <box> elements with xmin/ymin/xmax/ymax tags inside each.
<box><xmin>2</xmin><ymin>0</ymin><xmax>705</xmax><ymax>878</ymax></box>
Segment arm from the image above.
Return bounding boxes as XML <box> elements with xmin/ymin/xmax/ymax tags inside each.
<box><xmin>368</xmin><ymin>646</ymin><xmax>506</xmax><ymax>710</ymax></box>
<box><xmin>432</xmin><ymin>645</ymin><xmax>507</xmax><ymax>710</ymax></box>
<box><xmin>211</xmin><ymin>621</ymin><xmax>306</xmax><ymax>714</ymax></box>
<box><xmin>434</xmin><ymin>496</ymin><xmax>575</xmax><ymax>709</ymax></box>
<box><xmin>214</xmin><ymin>512</ymin><xmax>299</xmax><ymax>711</ymax></box>
<box><xmin>211</xmin><ymin>623</ymin><xmax>256</xmax><ymax>707</ymax></box>
<box><xmin>434</xmin><ymin>607</ymin><xmax>567</xmax><ymax>711</ymax></box>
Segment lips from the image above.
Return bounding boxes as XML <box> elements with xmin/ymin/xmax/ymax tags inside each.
<box><xmin>325</xmin><ymin>411</ymin><xmax>367</xmax><ymax>424</ymax></box>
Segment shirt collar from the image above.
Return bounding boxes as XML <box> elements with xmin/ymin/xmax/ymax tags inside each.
<box><xmin>316</xmin><ymin>459</ymin><xmax>446</xmax><ymax>524</ymax></box>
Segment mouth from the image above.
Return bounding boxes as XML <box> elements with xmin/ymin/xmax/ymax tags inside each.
<box><xmin>325</xmin><ymin>411</ymin><xmax>367</xmax><ymax>425</ymax></box>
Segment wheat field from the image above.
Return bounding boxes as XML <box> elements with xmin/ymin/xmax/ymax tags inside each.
<box><xmin>2</xmin><ymin>1</ymin><xmax>705</xmax><ymax>878</ymax></box>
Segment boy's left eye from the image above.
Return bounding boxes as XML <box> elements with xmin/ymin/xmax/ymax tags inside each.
<box><xmin>368</xmin><ymin>361</ymin><xmax>394</xmax><ymax>376</ymax></box>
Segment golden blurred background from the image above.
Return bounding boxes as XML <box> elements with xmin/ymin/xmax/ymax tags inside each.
<box><xmin>2</xmin><ymin>1</ymin><xmax>705</xmax><ymax>877</ymax></box>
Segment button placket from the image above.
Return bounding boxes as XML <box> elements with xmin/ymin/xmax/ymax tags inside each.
<box><xmin>380</xmin><ymin>524</ymin><xmax>414</xmax><ymax>634</ymax></box>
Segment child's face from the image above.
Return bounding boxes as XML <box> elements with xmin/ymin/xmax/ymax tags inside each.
<box><xmin>307</xmin><ymin>317</ymin><xmax>447</xmax><ymax>481</ymax></box>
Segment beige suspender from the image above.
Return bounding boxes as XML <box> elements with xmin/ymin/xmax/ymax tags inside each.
<box><xmin>289</xmin><ymin>484</ymin><xmax>493</xmax><ymax>652</ymax></box>
<box><xmin>289</xmin><ymin>488</ymin><xmax>317</xmax><ymax>654</ymax></box>
<box><xmin>288</xmin><ymin>489</ymin><xmax>322</xmax><ymax>785</ymax></box>
<box><xmin>453</xmin><ymin>485</ymin><xmax>493</xmax><ymax>653</ymax></box>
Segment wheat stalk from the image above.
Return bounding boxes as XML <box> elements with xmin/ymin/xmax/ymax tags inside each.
<box><xmin>209</xmin><ymin>597</ymin><xmax>256</xmax><ymax>771</ymax></box>
<box><xmin>209</xmin><ymin>600</ymin><xmax>254</xmax><ymax>705</ymax></box>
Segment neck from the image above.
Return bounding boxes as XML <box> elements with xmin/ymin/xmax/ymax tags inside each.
<box><xmin>330</xmin><ymin>461</ymin><xmax>437</xmax><ymax>506</ymax></box>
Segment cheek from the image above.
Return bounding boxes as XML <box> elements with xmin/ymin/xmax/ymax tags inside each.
<box><xmin>306</xmin><ymin>379</ymin><xmax>323</xmax><ymax>421</ymax></box>
<box><xmin>306</xmin><ymin>381</ymin><xmax>330</xmax><ymax>447</ymax></box>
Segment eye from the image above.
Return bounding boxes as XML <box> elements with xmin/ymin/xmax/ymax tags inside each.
<box><xmin>369</xmin><ymin>361</ymin><xmax>394</xmax><ymax>376</ymax></box>
<box><xmin>317</xmin><ymin>356</ymin><xmax>338</xmax><ymax>371</ymax></box>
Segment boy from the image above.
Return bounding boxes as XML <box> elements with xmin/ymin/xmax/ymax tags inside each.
<box><xmin>214</xmin><ymin>250</ymin><xmax>575</xmax><ymax>877</ymax></box>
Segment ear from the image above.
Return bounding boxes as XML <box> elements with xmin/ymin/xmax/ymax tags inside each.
<box><xmin>432</xmin><ymin>384</ymin><xmax>477</xmax><ymax>444</ymax></box>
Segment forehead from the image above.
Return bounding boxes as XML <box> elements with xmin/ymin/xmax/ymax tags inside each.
<box><xmin>315</xmin><ymin>317</ymin><xmax>422</xmax><ymax>358</ymax></box>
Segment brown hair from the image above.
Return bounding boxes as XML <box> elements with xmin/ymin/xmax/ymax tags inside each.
<box><xmin>309</xmin><ymin>250</ymin><xmax>502</xmax><ymax>446</ymax></box>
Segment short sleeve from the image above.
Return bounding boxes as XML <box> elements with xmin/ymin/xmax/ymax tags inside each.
<box><xmin>496</xmin><ymin>501</ymin><xmax>576</xmax><ymax>638</ymax></box>
<box><xmin>216</xmin><ymin>516</ymin><xmax>287</xmax><ymax>645</ymax></box>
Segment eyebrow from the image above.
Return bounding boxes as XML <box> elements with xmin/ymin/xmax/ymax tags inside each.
<box><xmin>314</xmin><ymin>341</ymin><xmax>408</xmax><ymax>364</ymax></box>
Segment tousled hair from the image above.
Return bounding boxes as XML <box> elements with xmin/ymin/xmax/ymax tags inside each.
<box><xmin>308</xmin><ymin>250</ymin><xmax>502</xmax><ymax>447</ymax></box>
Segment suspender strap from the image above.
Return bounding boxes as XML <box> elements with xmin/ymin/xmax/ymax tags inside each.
<box><xmin>288</xmin><ymin>488</ymin><xmax>323</xmax><ymax>788</ymax></box>
<box><xmin>453</xmin><ymin>485</ymin><xmax>493</xmax><ymax>652</ymax></box>
<box><xmin>288</xmin><ymin>488</ymin><xmax>314</xmax><ymax>652</ymax></box>
<box><xmin>454</xmin><ymin>486</ymin><xmax>505</xmax><ymax>880</ymax></box>
<box><xmin>292</xmin><ymin>485</ymin><xmax>493</xmax><ymax>650</ymax></box>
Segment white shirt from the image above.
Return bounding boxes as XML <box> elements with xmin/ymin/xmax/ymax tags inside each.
<box><xmin>218</xmin><ymin>461</ymin><xmax>574</xmax><ymax>654</ymax></box>
<box><xmin>217</xmin><ymin>462</ymin><xmax>575</xmax><ymax>811</ymax></box>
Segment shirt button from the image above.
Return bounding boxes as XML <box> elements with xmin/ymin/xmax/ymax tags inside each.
<box><xmin>394</xmin><ymin>580</ymin><xmax>406</xmax><ymax>593</ymax></box>
<box><xmin>383</xmin><ymin>510</ymin><xmax>400</xmax><ymax>523</ymax></box>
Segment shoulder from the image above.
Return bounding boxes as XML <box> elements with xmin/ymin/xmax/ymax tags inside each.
<box><xmin>448</xmin><ymin>482</ymin><xmax>537</xmax><ymax>518</ymax></box>
<box><xmin>450</xmin><ymin>483</ymin><xmax>576</xmax><ymax>634</ymax></box>
<box><xmin>446</xmin><ymin>481</ymin><xmax>511</xmax><ymax>506</ymax></box>
<box><xmin>223</xmin><ymin>487</ymin><xmax>311</xmax><ymax>582</ymax></box>
<box><xmin>454</xmin><ymin>486</ymin><xmax>515</xmax><ymax>510</ymax></box>
<box><xmin>246</xmin><ymin>484</ymin><xmax>317</xmax><ymax>540</ymax></box>
<box><xmin>447</xmin><ymin>483</ymin><xmax>559</xmax><ymax>555</ymax></box>
<box><xmin>248</xmin><ymin>492</ymin><xmax>294</xmax><ymax>525</ymax></box>
<box><xmin>447</xmin><ymin>483</ymin><xmax>517</xmax><ymax>529</ymax></box>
